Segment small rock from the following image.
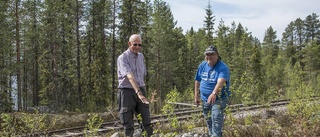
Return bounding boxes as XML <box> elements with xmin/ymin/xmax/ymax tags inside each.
<box><xmin>110</xmin><ymin>132</ymin><xmax>120</xmax><ymax>137</ymax></box>
<box><xmin>262</xmin><ymin>109</ymin><xmax>275</xmax><ymax>119</ymax></box>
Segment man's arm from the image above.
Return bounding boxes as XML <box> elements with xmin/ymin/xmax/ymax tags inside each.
<box><xmin>126</xmin><ymin>72</ymin><xmax>140</xmax><ymax>93</ymax></box>
<box><xmin>213</xmin><ymin>78</ymin><xmax>226</xmax><ymax>95</ymax></box>
<box><xmin>127</xmin><ymin>72</ymin><xmax>149</xmax><ymax>104</ymax></box>
<box><xmin>194</xmin><ymin>81</ymin><xmax>200</xmax><ymax>106</ymax></box>
<box><xmin>207</xmin><ymin>78</ymin><xmax>226</xmax><ymax>104</ymax></box>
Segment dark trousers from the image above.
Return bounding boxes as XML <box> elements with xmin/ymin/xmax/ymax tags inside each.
<box><xmin>117</xmin><ymin>88</ymin><xmax>153</xmax><ymax>137</ymax></box>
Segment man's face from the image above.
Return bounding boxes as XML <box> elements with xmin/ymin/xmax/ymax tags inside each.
<box><xmin>205</xmin><ymin>52</ymin><xmax>218</xmax><ymax>64</ymax></box>
<box><xmin>128</xmin><ymin>40</ymin><xmax>142</xmax><ymax>54</ymax></box>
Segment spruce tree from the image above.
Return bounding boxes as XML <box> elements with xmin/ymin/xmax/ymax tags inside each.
<box><xmin>203</xmin><ymin>1</ymin><xmax>215</xmax><ymax>45</ymax></box>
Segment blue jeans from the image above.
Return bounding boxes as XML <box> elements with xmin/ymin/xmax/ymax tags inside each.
<box><xmin>202</xmin><ymin>97</ymin><xmax>228</xmax><ymax>137</ymax></box>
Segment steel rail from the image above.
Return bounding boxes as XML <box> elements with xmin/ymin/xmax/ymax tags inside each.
<box><xmin>20</xmin><ymin>97</ymin><xmax>320</xmax><ymax>137</ymax></box>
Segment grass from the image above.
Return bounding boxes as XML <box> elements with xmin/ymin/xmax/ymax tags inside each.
<box><xmin>223</xmin><ymin>111</ymin><xmax>320</xmax><ymax>137</ymax></box>
<box><xmin>1</xmin><ymin>103</ymin><xmax>319</xmax><ymax>137</ymax></box>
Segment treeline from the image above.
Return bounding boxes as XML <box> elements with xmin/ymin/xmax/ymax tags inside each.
<box><xmin>0</xmin><ymin>0</ymin><xmax>319</xmax><ymax>113</ymax></box>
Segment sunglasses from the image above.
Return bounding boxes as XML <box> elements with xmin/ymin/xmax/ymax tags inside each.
<box><xmin>132</xmin><ymin>44</ymin><xmax>142</xmax><ymax>47</ymax></box>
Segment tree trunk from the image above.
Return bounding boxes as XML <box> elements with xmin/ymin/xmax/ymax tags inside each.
<box><xmin>111</xmin><ymin>0</ymin><xmax>116</xmax><ymax>109</ymax></box>
<box><xmin>15</xmin><ymin>0</ymin><xmax>22</xmax><ymax>111</ymax></box>
<box><xmin>76</xmin><ymin>0</ymin><xmax>82</xmax><ymax>108</ymax></box>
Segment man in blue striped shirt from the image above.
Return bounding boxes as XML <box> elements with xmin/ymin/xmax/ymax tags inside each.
<box><xmin>117</xmin><ymin>34</ymin><xmax>153</xmax><ymax>137</ymax></box>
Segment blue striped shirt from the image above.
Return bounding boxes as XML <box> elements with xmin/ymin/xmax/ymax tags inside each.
<box><xmin>117</xmin><ymin>49</ymin><xmax>146</xmax><ymax>88</ymax></box>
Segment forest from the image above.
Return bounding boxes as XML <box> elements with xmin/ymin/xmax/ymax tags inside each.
<box><xmin>0</xmin><ymin>0</ymin><xmax>319</xmax><ymax>115</ymax></box>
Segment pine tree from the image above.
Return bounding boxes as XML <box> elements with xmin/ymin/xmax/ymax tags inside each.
<box><xmin>249</xmin><ymin>38</ymin><xmax>266</xmax><ymax>102</ymax></box>
<box><xmin>75</xmin><ymin>0</ymin><xmax>83</xmax><ymax>107</ymax></box>
<box><xmin>302</xmin><ymin>39</ymin><xmax>320</xmax><ymax>81</ymax></box>
<box><xmin>215</xmin><ymin>19</ymin><xmax>232</xmax><ymax>64</ymax></box>
<box><xmin>35</xmin><ymin>0</ymin><xmax>82</xmax><ymax>111</ymax></box>
<box><xmin>203</xmin><ymin>0</ymin><xmax>215</xmax><ymax>45</ymax></box>
<box><xmin>282</xmin><ymin>21</ymin><xmax>296</xmax><ymax>66</ymax></box>
<box><xmin>173</xmin><ymin>27</ymin><xmax>189</xmax><ymax>92</ymax></box>
<box><xmin>0</xmin><ymin>0</ymin><xmax>15</xmax><ymax>112</ymax></box>
<box><xmin>82</xmin><ymin>0</ymin><xmax>113</xmax><ymax>111</ymax></box>
<box><xmin>304</xmin><ymin>13</ymin><xmax>320</xmax><ymax>43</ymax></box>
<box><xmin>138</xmin><ymin>0</ymin><xmax>152</xmax><ymax>94</ymax></box>
<box><xmin>230</xmin><ymin>23</ymin><xmax>246</xmax><ymax>79</ymax></box>
<box><xmin>148</xmin><ymin>0</ymin><xmax>177</xmax><ymax>112</ymax></box>
<box><xmin>262</xmin><ymin>26</ymin><xmax>280</xmax><ymax>57</ymax></box>
<box><xmin>14</xmin><ymin>0</ymin><xmax>22</xmax><ymax>111</ymax></box>
<box><xmin>20</xmin><ymin>0</ymin><xmax>42</xmax><ymax>108</ymax></box>
<box><xmin>261</xmin><ymin>26</ymin><xmax>281</xmax><ymax>98</ymax></box>
<box><xmin>118</xmin><ymin>0</ymin><xmax>144</xmax><ymax>51</ymax></box>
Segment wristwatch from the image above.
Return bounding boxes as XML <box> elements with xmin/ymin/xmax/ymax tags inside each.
<box><xmin>213</xmin><ymin>91</ymin><xmax>218</xmax><ymax>96</ymax></box>
<box><xmin>136</xmin><ymin>89</ymin><xmax>141</xmax><ymax>94</ymax></box>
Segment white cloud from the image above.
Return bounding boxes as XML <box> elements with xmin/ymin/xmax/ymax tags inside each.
<box><xmin>163</xmin><ymin>0</ymin><xmax>206</xmax><ymax>31</ymax></box>
<box><xmin>163</xmin><ymin>0</ymin><xmax>320</xmax><ymax>41</ymax></box>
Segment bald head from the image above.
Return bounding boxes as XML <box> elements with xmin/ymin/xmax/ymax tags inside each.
<box><xmin>129</xmin><ymin>34</ymin><xmax>141</xmax><ymax>42</ymax></box>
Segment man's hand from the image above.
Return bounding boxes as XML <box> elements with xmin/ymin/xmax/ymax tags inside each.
<box><xmin>137</xmin><ymin>92</ymin><xmax>150</xmax><ymax>104</ymax></box>
<box><xmin>194</xmin><ymin>98</ymin><xmax>200</xmax><ymax>107</ymax></box>
<box><xmin>207</xmin><ymin>93</ymin><xmax>217</xmax><ymax>105</ymax></box>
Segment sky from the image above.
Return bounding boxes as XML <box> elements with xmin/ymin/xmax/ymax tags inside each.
<box><xmin>162</xmin><ymin>0</ymin><xmax>320</xmax><ymax>41</ymax></box>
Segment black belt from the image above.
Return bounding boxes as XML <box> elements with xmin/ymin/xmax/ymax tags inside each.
<box><xmin>119</xmin><ymin>87</ymin><xmax>134</xmax><ymax>90</ymax></box>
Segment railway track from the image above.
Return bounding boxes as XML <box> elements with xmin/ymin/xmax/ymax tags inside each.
<box><xmin>22</xmin><ymin>97</ymin><xmax>320</xmax><ymax>137</ymax></box>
